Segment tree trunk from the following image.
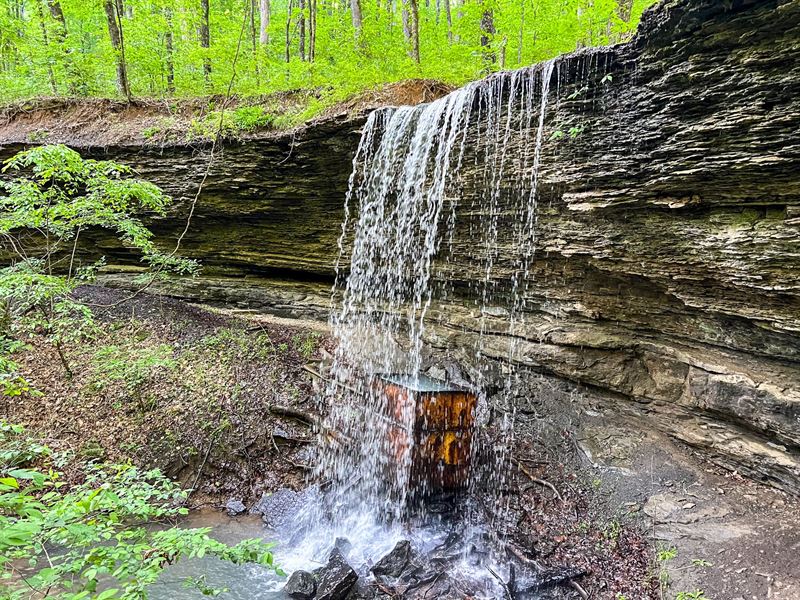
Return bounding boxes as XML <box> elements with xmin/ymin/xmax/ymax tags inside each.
<box><xmin>444</xmin><ymin>0</ymin><xmax>452</xmax><ymax>42</ymax></box>
<box><xmin>402</xmin><ymin>0</ymin><xmax>411</xmax><ymax>44</ymax></box>
<box><xmin>480</xmin><ymin>8</ymin><xmax>495</xmax><ymax>67</ymax></box>
<box><xmin>517</xmin><ymin>0</ymin><xmax>524</xmax><ymax>64</ymax></box>
<box><xmin>309</xmin><ymin>0</ymin><xmax>316</xmax><ymax>62</ymax></box>
<box><xmin>47</xmin><ymin>0</ymin><xmax>81</xmax><ymax>94</ymax></box>
<box><xmin>285</xmin><ymin>0</ymin><xmax>293</xmax><ymax>62</ymax></box>
<box><xmin>409</xmin><ymin>0</ymin><xmax>420</xmax><ymax>63</ymax></box>
<box><xmin>200</xmin><ymin>0</ymin><xmax>211</xmax><ymax>84</ymax></box>
<box><xmin>165</xmin><ymin>7</ymin><xmax>175</xmax><ymax>94</ymax></box>
<box><xmin>35</xmin><ymin>0</ymin><xmax>58</xmax><ymax>94</ymax></box>
<box><xmin>298</xmin><ymin>0</ymin><xmax>306</xmax><ymax>60</ymax></box>
<box><xmin>259</xmin><ymin>0</ymin><xmax>270</xmax><ymax>45</ymax></box>
<box><xmin>103</xmin><ymin>0</ymin><xmax>131</xmax><ymax>99</ymax></box>
<box><xmin>350</xmin><ymin>0</ymin><xmax>362</xmax><ymax>38</ymax></box>
<box><xmin>616</xmin><ymin>0</ymin><xmax>634</xmax><ymax>22</ymax></box>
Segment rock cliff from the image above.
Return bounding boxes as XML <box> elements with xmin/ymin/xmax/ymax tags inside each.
<box><xmin>1</xmin><ymin>0</ymin><xmax>798</xmax><ymax>493</ymax></box>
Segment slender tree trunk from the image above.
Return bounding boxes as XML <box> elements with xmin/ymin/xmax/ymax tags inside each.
<box><xmin>35</xmin><ymin>1</ymin><xmax>58</xmax><ymax>94</ymax></box>
<box><xmin>350</xmin><ymin>0</ymin><xmax>362</xmax><ymax>38</ymax></box>
<box><xmin>165</xmin><ymin>8</ymin><xmax>175</xmax><ymax>94</ymax></box>
<box><xmin>250</xmin><ymin>0</ymin><xmax>260</xmax><ymax>84</ymax></box>
<box><xmin>480</xmin><ymin>7</ymin><xmax>495</xmax><ymax>67</ymax></box>
<box><xmin>298</xmin><ymin>0</ymin><xmax>306</xmax><ymax>60</ymax></box>
<box><xmin>517</xmin><ymin>0</ymin><xmax>524</xmax><ymax>64</ymax></box>
<box><xmin>402</xmin><ymin>0</ymin><xmax>411</xmax><ymax>45</ymax></box>
<box><xmin>454</xmin><ymin>0</ymin><xmax>463</xmax><ymax>43</ymax></box>
<box><xmin>200</xmin><ymin>0</ymin><xmax>211</xmax><ymax>84</ymax></box>
<box><xmin>103</xmin><ymin>0</ymin><xmax>131</xmax><ymax>99</ymax></box>
<box><xmin>309</xmin><ymin>0</ymin><xmax>316</xmax><ymax>62</ymax></box>
<box><xmin>47</xmin><ymin>0</ymin><xmax>80</xmax><ymax>94</ymax></box>
<box><xmin>444</xmin><ymin>0</ymin><xmax>452</xmax><ymax>42</ymax></box>
<box><xmin>285</xmin><ymin>0</ymin><xmax>293</xmax><ymax>62</ymax></box>
<box><xmin>259</xmin><ymin>0</ymin><xmax>270</xmax><ymax>45</ymax></box>
<box><xmin>410</xmin><ymin>0</ymin><xmax>419</xmax><ymax>63</ymax></box>
<box><xmin>616</xmin><ymin>0</ymin><xmax>634</xmax><ymax>22</ymax></box>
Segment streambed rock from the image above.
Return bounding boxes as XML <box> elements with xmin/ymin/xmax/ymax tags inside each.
<box><xmin>371</xmin><ymin>540</ymin><xmax>414</xmax><ymax>578</ymax></box>
<box><xmin>314</xmin><ymin>548</ymin><xmax>359</xmax><ymax>600</ymax></box>
<box><xmin>224</xmin><ymin>498</ymin><xmax>246</xmax><ymax>516</ymax></box>
<box><xmin>284</xmin><ymin>569</ymin><xmax>316</xmax><ymax>599</ymax></box>
<box><xmin>2</xmin><ymin>0</ymin><xmax>798</xmax><ymax>493</ymax></box>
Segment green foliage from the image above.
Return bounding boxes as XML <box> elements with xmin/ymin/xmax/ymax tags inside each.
<box><xmin>188</xmin><ymin>106</ymin><xmax>275</xmax><ymax>141</ymax></box>
<box><xmin>200</xmin><ymin>327</ymin><xmax>275</xmax><ymax>362</ymax></box>
<box><xmin>0</xmin><ymin>0</ymin><xmax>659</xmax><ymax>106</ymax></box>
<box><xmin>691</xmin><ymin>558</ymin><xmax>713</xmax><ymax>568</ymax></box>
<box><xmin>0</xmin><ymin>422</ymin><xmax>282</xmax><ymax>600</ymax></box>
<box><xmin>91</xmin><ymin>344</ymin><xmax>176</xmax><ymax>392</ymax></box>
<box><xmin>657</xmin><ymin>546</ymin><xmax>678</xmax><ymax>562</ymax></box>
<box><xmin>0</xmin><ymin>144</ymin><xmax>198</xmax><ymax>378</ymax></box>
<box><xmin>675</xmin><ymin>592</ymin><xmax>709</xmax><ymax>600</ymax></box>
<box><xmin>292</xmin><ymin>331</ymin><xmax>320</xmax><ymax>361</ymax></box>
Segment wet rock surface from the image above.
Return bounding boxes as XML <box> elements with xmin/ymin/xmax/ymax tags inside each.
<box><xmin>371</xmin><ymin>540</ymin><xmax>413</xmax><ymax>578</ymax></box>
<box><xmin>284</xmin><ymin>569</ymin><xmax>317</xmax><ymax>599</ymax></box>
<box><xmin>249</xmin><ymin>486</ymin><xmax>320</xmax><ymax>529</ymax></box>
<box><xmin>224</xmin><ymin>498</ymin><xmax>246</xmax><ymax>517</ymax></box>
<box><xmin>1</xmin><ymin>0</ymin><xmax>798</xmax><ymax>495</ymax></box>
<box><xmin>314</xmin><ymin>549</ymin><xmax>359</xmax><ymax>600</ymax></box>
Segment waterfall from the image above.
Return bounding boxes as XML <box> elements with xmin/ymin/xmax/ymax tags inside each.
<box><xmin>319</xmin><ymin>59</ymin><xmax>558</xmax><ymax>523</ymax></box>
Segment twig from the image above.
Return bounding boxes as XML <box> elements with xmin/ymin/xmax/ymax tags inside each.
<box><xmin>569</xmin><ymin>580</ymin><xmax>589</xmax><ymax>599</ymax></box>
<box><xmin>375</xmin><ymin>582</ymin><xmax>398</xmax><ymax>598</ymax></box>
<box><xmin>505</xmin><ymin>543</ymin><xmax>545</xmax><ymax>572</ymax></box>
<box><xmin>270</xmin><ymin>434</ymin><xmax>312</xmax><ymax>470</ymax></box>
<box><xmin>488</xmin><ymin>566</ymin><xmax>513</xmax><ymax>600</ymax></box>
<box><xmin>513</xmin><ymin>458</ymin><xmax>564</xmax><ymax>503</ymax></box>
<box><xmin>186</xmin><ymin>440</ymin><xmax>214</xmax><ymax>503</ymax></box>
<box><xmin>268</xmin><ymin>404</ymin><xmax>317</xmax><ymax>426</ymax></box>
<box><xmin>301</xmin><ymin>364</ymin><xmax>358</xmax><ymax>393</ymax></box>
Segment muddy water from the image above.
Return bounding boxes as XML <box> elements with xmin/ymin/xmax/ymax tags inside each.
<box><xmin>150</xmin><ymin>511</ymin><xmax>287</xmax><ymax>599</ymax></box>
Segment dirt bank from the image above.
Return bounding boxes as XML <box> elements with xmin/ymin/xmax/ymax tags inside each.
<box><xmin>0</xmin><ymin>80</ymin><xmax>453</xmax><ymax>148</ymax></box>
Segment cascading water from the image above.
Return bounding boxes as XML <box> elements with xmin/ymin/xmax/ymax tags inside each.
<box><xmin>266</xmin><ymin>59</ymin><xmax>560</xmax><ymax>597</ymax></box>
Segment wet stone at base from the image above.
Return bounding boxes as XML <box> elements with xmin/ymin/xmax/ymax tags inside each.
<box><xmin>313</xmin><ymin>548</ymin><xmax>358</xmax><ymax>600</ymax></box>
<box><xmin>371</xmin><ymin>540</ymin><xmax>413</xmax><ymax>578</ymax></box>
<box><xmin>284</xmin><ymin>569</ymin><xmax>316</xmax><ymax>599</ymax></box>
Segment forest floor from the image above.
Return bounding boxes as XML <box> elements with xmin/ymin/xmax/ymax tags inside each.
<box><xmin>0</xmin><ymin>80</ymin><xmax>453</xmax><ymax>148</ymax></box>
<box><xmin>5</xmin><ymin>286</ymin><xmax>664</xmax><ymax>599</ymax></box>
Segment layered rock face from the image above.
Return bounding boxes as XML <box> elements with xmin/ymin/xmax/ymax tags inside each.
<box><xmin>1</xmin><ymin>0</ymin><xmax>798</xmax><ymax>492</ymax></box>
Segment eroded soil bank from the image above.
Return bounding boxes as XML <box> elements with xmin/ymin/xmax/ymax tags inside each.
<box><xmin>7</xmin><ymin>287</ymin><xmax>799</xmax><ymax>599</ymax></box>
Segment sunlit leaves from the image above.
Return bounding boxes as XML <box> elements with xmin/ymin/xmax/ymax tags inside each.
<box><xmin>0</xmin><ymin>0</ymin><xmax>658</xmax><ymax>104</ymax></box>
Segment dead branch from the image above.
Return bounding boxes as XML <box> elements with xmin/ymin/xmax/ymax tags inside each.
<box><xmin>488</xmin><ymin>566</ymin><xmax>513</xmax><ymax>600</ymax></box>
<box><xmin>505</xmin><ymin>543</ymin><xmax>545</xmax><ymax>572</ymax></box>
<box><xmin>569</xmin><ymin>580</ymin><xmax>589</xmax><ymax>599</ymax></box>
<box><xmin>268</xmin><ymin>404</ymin><xmax>317</xmax><ymax>426</ymax></box>
<box><xmin>513</xmin><ymin>458</ymin><xmax>564</xmax><ymax>503</ymax></box>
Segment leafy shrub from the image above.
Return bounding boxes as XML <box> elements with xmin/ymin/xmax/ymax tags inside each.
<box><xmin>0</xmin><ymin>422</ymin><xmax>282</xmax><ymax>600</ymax></box>
<box><xmin>188</xmin><ymin>106</ymin><xmax>274</xmax><ymax>141</ymax></box>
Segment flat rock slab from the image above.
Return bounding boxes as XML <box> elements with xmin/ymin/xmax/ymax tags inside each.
<box><xmin>249</xmin><ymin>486</ymin><xmax>320</xmax><ymax>530</ymax></box>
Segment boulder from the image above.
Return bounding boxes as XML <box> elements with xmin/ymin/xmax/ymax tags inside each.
<box><xmin>314</xmin><ymin>548</ymin><xmax>358</xmax><ymax>600</ymax></box>
<box><xmin>371</xmin><ymin>540</ymin><xmax>413</xmax><ymax>578</ymax></box>
<box><xmin>284</xmin><ymin>570</ymin><xmax>316</xmax><ymax>599</ymax></box>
